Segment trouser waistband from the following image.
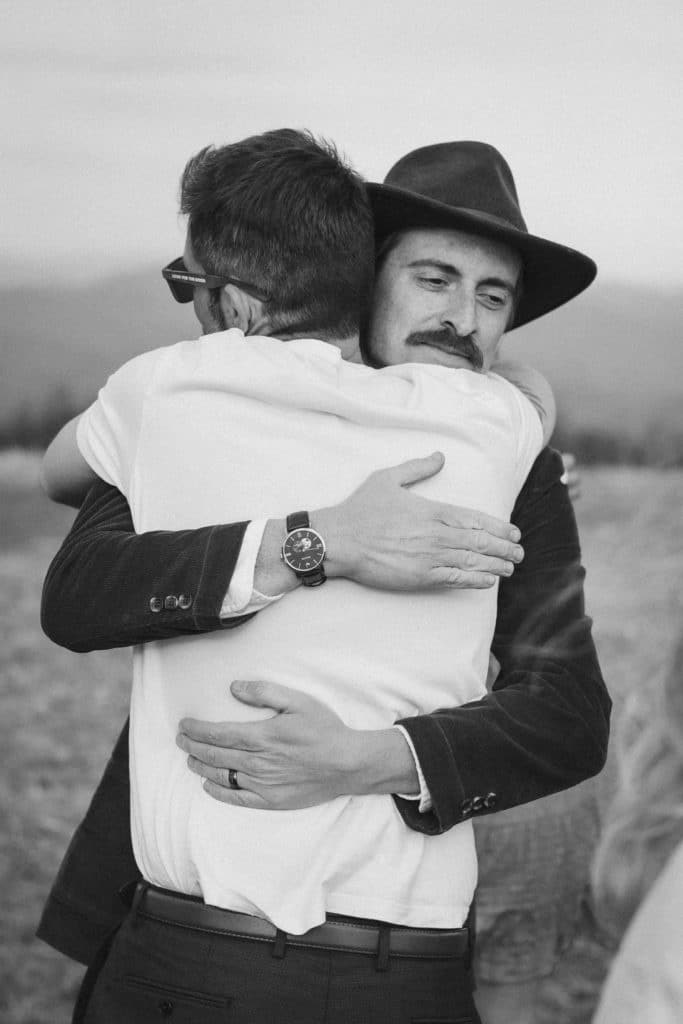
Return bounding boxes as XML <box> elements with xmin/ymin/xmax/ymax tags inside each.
<box><xmin>132</xmin><ymin>883</ymin><xmax>471</xmax><ymax>962</ymax></box>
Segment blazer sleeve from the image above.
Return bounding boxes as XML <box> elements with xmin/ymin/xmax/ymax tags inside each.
<box><xmin>41</xmin><ymin>480</ymin><xmax>253</xmax><ymax>652</ymax></box>
<box><xmin>395</xmin><ymin>446</ymin><xmax>612</xmax><ymax>835</ymax></box>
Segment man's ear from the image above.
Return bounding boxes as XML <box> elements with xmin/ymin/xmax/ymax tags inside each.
<box><xmin>219</xmin><ymin>284</ymin><xmax>267</xmax><ymax>335</ymax></box>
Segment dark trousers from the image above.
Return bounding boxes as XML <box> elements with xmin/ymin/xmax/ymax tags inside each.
<box><xmin>79</xmin><ymin>896</ymin><xmax>481</xmax><ymax>1024</ymax></box>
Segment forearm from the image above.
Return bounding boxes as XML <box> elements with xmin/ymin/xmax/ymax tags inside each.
<box><xmin>395</xmin><ymin>447</ymin><xmax>611</xmax><ymax>834</ymax></box>
<box><xmin>43</xmin><ymin>499</ymin><xmax>358</xmax><ymax>652</ymax></box>
<box><xmin>42</xmin><ymin>480</ymin><xmax>251</xmax><ymax>652</ymax></box>
<box><xmin>344</xmin><ymin>727</ymin><xmax>420</xmax><ymax>796</ymax></box>
<box><xmin>397</xmin><ymin>650</ymin><xmax>607</xmax><ymax>834</ymax></box>
<box><xmin>43</xmin><ymin>454</ymin><xmax>523</xmax><ymax>652</ymax></box>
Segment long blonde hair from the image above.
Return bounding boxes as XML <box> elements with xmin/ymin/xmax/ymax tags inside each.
<box><xmin>592</xmin><ymin>635</ymin><xmax>683</xmax><ymax>936</ymax></box>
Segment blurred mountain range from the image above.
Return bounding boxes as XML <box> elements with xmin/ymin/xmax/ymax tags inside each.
<box><xmin>2</xmin><ymin>271</ymin><xmax>681</xmax><ymax>436</ymax></box>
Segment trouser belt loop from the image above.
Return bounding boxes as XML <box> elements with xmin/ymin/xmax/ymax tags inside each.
<box><xmin>375</xmin><ymin>924</ymin><xmax>391</xmax><ymax>972</ymax></box>
<box><xmin>271</xmin><ymin>928</ymin><xmax>288</xmax><ymax>959</ymax></box>
<box><xmin>117</xmin><ymin>878</ymin><xmax>142</xmax><ymax>909</ymax></box>
<box><xmin>129</xmin><ymin>880</ymin><xmax>150</xmax><ymax>929</ymax></box>
<box><xmin>465</xmin><ymin>899</ymin><xmax>476</xmax><ymax>972</ymax></box>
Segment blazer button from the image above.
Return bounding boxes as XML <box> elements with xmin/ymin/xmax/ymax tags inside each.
<box><xmin>484</xmin><ymin>792</ymin><xmax>498</xmax><ymax>810</ymax></box>
<box><xmin>472</xmin><ymin>795</ymin><xmax>484</xmax><ymax>812</ymax></box>
<box><xmin>178</xmin><ymin>594</ymin><xmax>193</xmax><ymax>610</ymax></box>
<box><xmin>149</xmin><ymin>597</ymin><xmax>162</xmax><ymax>613</ymax></box>
<box><xmin>461</xmin><ymin>797</ymin><xmax>473</xmax><ymax>816</ymax></box>
<box><xmin>164</xmin><ymin>595</ymin><xmax>178</xmax><ymax>610</ymax></box>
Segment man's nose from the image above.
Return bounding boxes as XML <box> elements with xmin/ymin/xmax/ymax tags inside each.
<box><xmin>443</xmin><ymin>291</ymin><xmax>477</xmax><ymax>337</ymax></box>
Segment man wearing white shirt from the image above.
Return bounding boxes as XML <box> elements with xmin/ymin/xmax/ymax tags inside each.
<box><xmin>42</xmin><ymin>131</ymin><xmax>599</xmax><ymax>1023</ymax></box>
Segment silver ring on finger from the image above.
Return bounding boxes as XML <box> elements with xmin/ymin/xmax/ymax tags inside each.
<box><xmin>228</xmin><ymin>768</ymin><xmax>241</xmax><ymax>790</ymax></box>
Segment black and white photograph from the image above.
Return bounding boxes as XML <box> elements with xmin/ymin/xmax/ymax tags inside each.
<box><xmin>2</xmin><ymin>2</ymin><xmax>682</xmax><ymax>1021</ymax></box>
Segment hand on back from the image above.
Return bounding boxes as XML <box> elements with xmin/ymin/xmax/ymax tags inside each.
<box><xmin>316</xmin><ymin>452</ymin><xmax>524</xmax><ymax>591</ymax></box>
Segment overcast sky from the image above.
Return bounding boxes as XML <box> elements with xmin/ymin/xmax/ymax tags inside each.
<box><xmin>2</xmin><ymin>0</ymin><xmax>681</xmax><ymax>287</ymax></box>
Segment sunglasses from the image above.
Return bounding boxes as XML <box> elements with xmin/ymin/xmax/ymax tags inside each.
<box><xmin>162</xmin><ymin>257</ymin><xmax>270</xmax><ymax>304</ymax></box>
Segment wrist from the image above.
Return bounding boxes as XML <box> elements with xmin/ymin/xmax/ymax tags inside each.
<box><xmin>310</xmin><ymin>505</ymin><xmax>355</xmax><ymax>581</ymax></box>
<box><xmin>343</xmin><ymin>727</ymin><xmax>419</xmax><ymax>797</ymax></box>
<box><xmin>255</xmin><ymin>519</ymin><xmax>299</xmax><ymax>596</ymax></box>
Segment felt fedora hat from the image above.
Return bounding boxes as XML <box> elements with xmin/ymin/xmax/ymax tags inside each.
<box><xmin>367</xmin><ymin>141</ymin><xmax>597</xmax><ymax>330</ymax></box>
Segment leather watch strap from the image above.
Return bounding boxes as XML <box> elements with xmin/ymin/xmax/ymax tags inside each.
<box><xmin>301</xmin><ymin>566</ymin><xmax>326</xmax><ymax>587</ymax></box>
<box><xmin>286</xmin><ymin>511</ymin><xmax>310</xmax><ymax>532</ymax></box>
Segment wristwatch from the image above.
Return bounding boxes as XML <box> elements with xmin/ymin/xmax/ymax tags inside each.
<box><xmin>281</xmin><ymin>511</ymin><xmax>327</xmax><ymax>587</ymax></box>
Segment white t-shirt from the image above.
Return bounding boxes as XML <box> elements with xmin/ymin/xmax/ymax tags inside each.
<box><xmin>77</xmin><ymin>330</ymin><xmax>542</xmax><ymax>933</ymax></box>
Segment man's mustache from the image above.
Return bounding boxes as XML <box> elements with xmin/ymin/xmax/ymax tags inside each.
<box><xmin>405</xmin><ymin>327</ymin><xmax>484</xmax><ymax>370</ymax></box>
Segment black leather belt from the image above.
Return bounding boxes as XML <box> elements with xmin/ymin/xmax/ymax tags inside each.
<box><xmin>135</xmin><ymin>884</ymin><xmax>470</xmax><ymax>961</ymax></box>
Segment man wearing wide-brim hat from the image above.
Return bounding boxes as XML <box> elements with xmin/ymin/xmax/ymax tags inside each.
<box><xmin>369</xmin><ymin>138</ymin><xmax>594</xmax><ymax>326</ymax></box>
<box><xmin>39</xmin><ymin>138</ymin><xmax>609</xmax><ymax>1024</ymax></box>
<box><xmin>364</xmin><ymin>141</ymin><xmax>603</xmax><ymax>1023</ymax></box>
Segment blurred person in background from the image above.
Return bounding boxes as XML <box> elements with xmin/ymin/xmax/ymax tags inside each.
<box><xmin>590</xmin><ymin>635</ymin><xmax>683</xmax><ymax>1021</ymax></box>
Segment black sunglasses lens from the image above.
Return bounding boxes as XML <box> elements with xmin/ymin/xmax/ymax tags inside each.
<box><xmin>163</xmin><ymin>258</ymin><xmax>195</xmax><ymax>303</ymax></box>
<box><xmin>167</xmin><ymin>279</ymin><xmax>195</xmax><ymax>303</ymax></box>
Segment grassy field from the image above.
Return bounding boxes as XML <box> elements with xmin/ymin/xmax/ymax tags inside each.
<box><xmin>1</xmin><ymin>451</ymin><xmax>682</xmax><ymax>1023</ymax></box>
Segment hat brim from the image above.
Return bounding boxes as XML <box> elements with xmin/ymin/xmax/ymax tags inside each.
<box><xmin>367</xmin><ymin>182</ymin><xmax>597</xmax><ymax>330</ymax></box>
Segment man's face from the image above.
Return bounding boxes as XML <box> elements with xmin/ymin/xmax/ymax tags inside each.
<box><xmin>367</xmin><ymin>228</ymin><xmax>521</xmax><ymax>372</ymax></box>
<box><xmin>183</xmin><ymin>233</ymin><xmax>227</xmax><ymax>335</ymax></box>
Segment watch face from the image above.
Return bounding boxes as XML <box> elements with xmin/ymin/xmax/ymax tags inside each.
<box><xmin>282</xmin><ymin>528</ymin><xmax>325</xmax><ymax>573</ymax></box>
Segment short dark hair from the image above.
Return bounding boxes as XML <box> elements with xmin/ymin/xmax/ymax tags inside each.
<box><xmin>180</xmin><ymin>129</ymin><xmax>374</xmax><ymax>339</ymax></box>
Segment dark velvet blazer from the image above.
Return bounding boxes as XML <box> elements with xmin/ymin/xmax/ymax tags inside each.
<box><xmin>37</xmin><ymin>447</ymin><xmax>611</xmax><ymax>965</ymax></box>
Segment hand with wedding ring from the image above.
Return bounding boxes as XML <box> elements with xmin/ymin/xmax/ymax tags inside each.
<box><xmin>176</xmin><ymin>679</ymin><xmax>418</xmax><ymax>809</ymax></box>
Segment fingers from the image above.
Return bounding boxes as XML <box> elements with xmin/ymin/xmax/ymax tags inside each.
<box><xmin>187</xmin><ymin>756</ymin><xmax>254</xmax><ymax>791</ymax></box>
<box><xmin>201</xmin><ymin>779</ymin><xmax>268</xmax><ymax>809</ymax></box>
<box><xmin>180</xmin><ymin>683</ymin><xmax>307</xmax><ymax>747</ymax></box>
<box><xmin>178</xmin><ymin>717</ymin><xmax>257</xmax><ymax>750</ymax></box>
<box><xmin>199</xmin><ymin>771</ymin><xmax>310</xmax><ymax>811</ymax></box>
<box><xmin>190</xmin><ymin>760</ymin><xmax>294</xmax><ymax>811</ymax></box>
<box><xmin>384</xmin><ymin>451</ymin><xmax>445</xmax><ymax>488</ymax></box>
<box><xmin>448</xmin><ymin>552</ymin><xmax>516</xmax><ymax>578</ymax></box>
<box><xmin>230</xmin><ymin>678</ymin><xmax>302</xmax><ymax>712</ymax></box>
<box><xmin>178</xmin><ymin>733</ymin><xmax>250</xmax><ymax>769</ymax></box>
<box><xmin>435</xmin><ymin>524</ymin><xmax>524</xmax><ymax>566</ymax></box>
<box><xmin>429</xmin><ymin>538</ymin><xmax>531</xmax><ymax>586</ymax></box>
<box><xmin>430</xmin><ymin>567</ymin><xmax>498</xmax><ymax>589</ymax></box>
<box><xmin>436</xmin><ymin>504</ymin><xmax>521</xmax><ymax>543</ymax></box>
